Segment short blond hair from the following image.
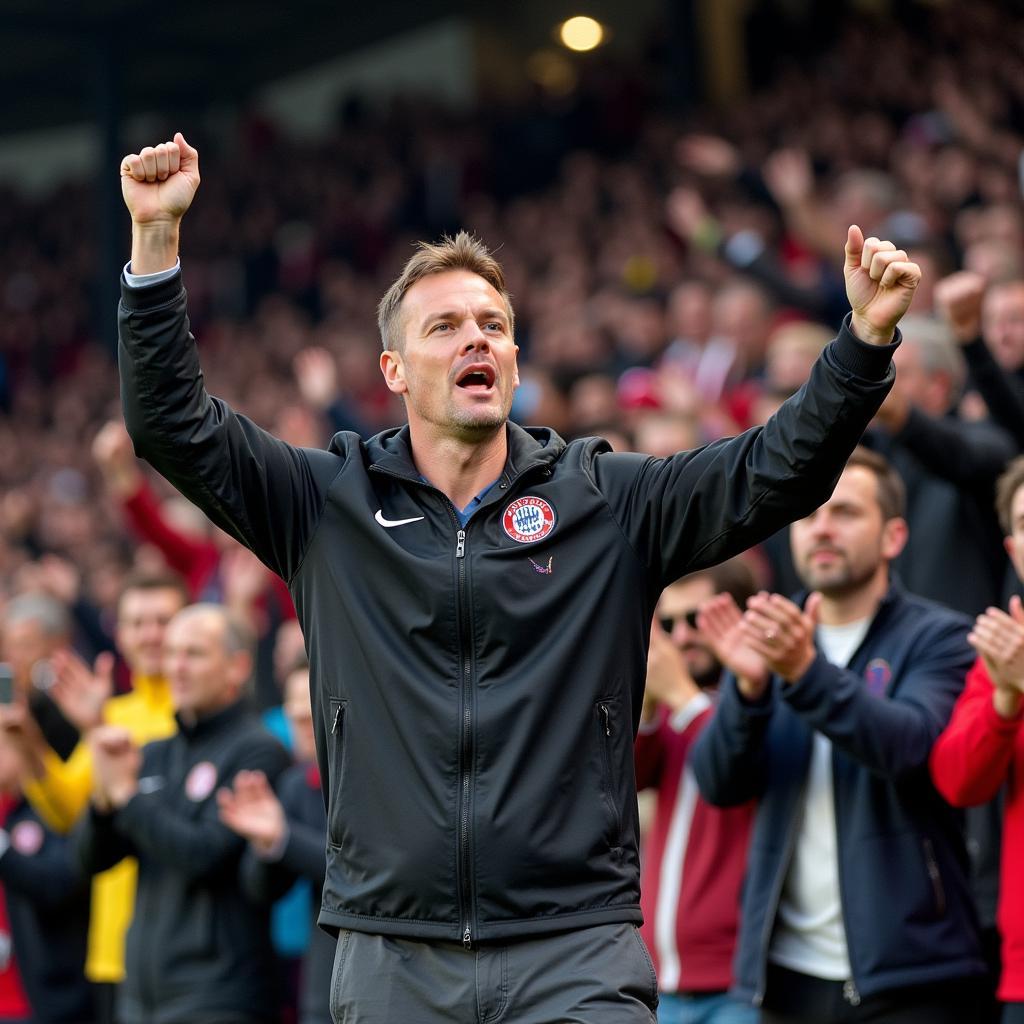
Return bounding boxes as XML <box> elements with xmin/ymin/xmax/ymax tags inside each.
<box><xmin>377</xmin><ymin>231</ymin><xmax>514</xmax><ymax>351</ymax></box>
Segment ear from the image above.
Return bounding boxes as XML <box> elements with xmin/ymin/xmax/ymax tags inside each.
<box><xmin>227</xmin><ymin>649</ymin><xmax>254</xmax><ymax>696</ymax></box>
<box><xmin>512</xmin><ymin>344</ymin><xmax>520</xmax><ymax>389</ymax></box>
<box><xmin>881</xmin><ymin>516</ymin><xmax>909</xmax><ymax>561</ymax></box>
<box><xmin>380</xmin><ymin>349</ymin><xmax>409</xmax><ymax>396</ymax></box>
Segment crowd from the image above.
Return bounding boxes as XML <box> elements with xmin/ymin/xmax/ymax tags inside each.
<box><xmin>0</xmin><ymin>0</ymin><xmax>1022</xmax><ymax>1021</ymax></box>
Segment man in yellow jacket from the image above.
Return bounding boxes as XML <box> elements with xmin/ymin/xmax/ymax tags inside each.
<box><xmin>12</xmin><ymin>570</ymin><xmax>186</xmax><ymax>1024</ymax></box>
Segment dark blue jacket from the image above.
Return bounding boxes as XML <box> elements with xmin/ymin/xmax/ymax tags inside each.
<box><xmin>691</xmin><ymin>584</ymin><xmax>987</xmax><ymax>1006</ymax></box>
<box><xmin>0</xmin><ymin>800</ymin><xmax>92</xmax><ymax>1023</ymax></box>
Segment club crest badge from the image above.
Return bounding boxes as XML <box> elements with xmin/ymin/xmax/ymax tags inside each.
<box><xmin>864</xmin><ymin>659</ymin><xmax>892</xmax><ymax>697</ymax></box>
<box><xmin>503</xmin><ymin>496</ymin><xmax>556</xmax><ymax>544</ymax></box>
<box><xmin>185</xmin><ymin>760</ymin><xmax>218</xmax><ymax>802</ymax></box>
<box><xmin>10</xmin><ymin>820</ymin><xmax>43</xmax><ymax>857</ymax></box>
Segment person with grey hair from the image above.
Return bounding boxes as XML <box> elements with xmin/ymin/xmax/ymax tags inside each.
<box><xmin>74</xmin><ymin>603</ymin><xmax>290</xmax><ymax>1024</ymax></box>
<box><xmin>870</xmin><ymin>314</ymin><xmax>1015</xmax><ymax>618</ymax></box>
<box><xmin>2</xmin><ymin>593</ymin><xmax>79</xmax><ymax>760</ymax></box>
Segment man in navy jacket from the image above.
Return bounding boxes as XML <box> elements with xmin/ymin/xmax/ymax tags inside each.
<box><xmin>692</xmin><ymin>447</ymin><xmax>986</xmax><ymax>1022</ymax></box>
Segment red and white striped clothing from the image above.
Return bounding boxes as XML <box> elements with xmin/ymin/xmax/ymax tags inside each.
<box><xmin>635</xmin><ymin>693</ymin><xmax>755</xmax><ymax>993</ymax></box>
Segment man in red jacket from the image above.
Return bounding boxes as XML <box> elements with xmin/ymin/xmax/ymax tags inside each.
<box><xmin>931</xmin><ymin>455</ymin><xmax>1024</xmax><ymax>1022</ymax></box>
<box><xmin>636</xmin><ymin>557</ymin><xmax>758</xmax><ymax>1024</ymax></box>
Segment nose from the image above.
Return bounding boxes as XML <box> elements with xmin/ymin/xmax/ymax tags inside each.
<box><xmin>460</xmin><ymin>320</ymin><xmax>489</xmax><ymax>352</ymax></box>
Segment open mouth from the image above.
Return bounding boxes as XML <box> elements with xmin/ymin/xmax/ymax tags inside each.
<box><xmin>455</xmin><ymin>365</ymin><xmax>496</xmax><ymax>391</ymax></box>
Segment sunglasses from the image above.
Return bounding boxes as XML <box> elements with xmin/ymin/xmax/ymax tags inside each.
<box><xmin>659</xmin><ymin>610</ymin><xmax>700</xmax><ymax>633</ymax></box>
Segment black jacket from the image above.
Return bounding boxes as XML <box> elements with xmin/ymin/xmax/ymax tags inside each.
<box><xmin>0</xmin><ymin>800</ymin><xmax>91</xmax><ymax>1024</ymax></box>
<box><xmin>118</xmin><ymin>271</ymin><xmax>896</xmax><ymax>944</ymax></box>
<box><xmin>75</xmin><ymin>700</ymin><xmax>290</xmax><ymax>1024</ymax></box>
<box><xmin>241</xmin><ymin>764</ymin><xmax>332</xmax><ymax>1024</ymax></box>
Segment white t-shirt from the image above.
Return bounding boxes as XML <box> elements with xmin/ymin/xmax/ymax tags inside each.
<box><xmin>768</xmin><ymin>617</ymin><xmax>870</xmax><ymax>980</ymax></box>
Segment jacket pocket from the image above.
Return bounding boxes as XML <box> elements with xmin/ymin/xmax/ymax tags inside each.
<box><xmin>327</xmin><ymin>699</ymin><xmax>348</xmax><ymax>849</ymax></box>
<box><xmin>596</xmin><ymin>699</ymin><xmax>623</xmax><ymax>849</ymax></box>
<box><xmin>921</xmin><ymin>837</ymin><xmax>947</xmax><ymax>917</ymax></box>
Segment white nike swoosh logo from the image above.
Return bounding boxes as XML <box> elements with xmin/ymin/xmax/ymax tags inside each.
<box><xmin>375</xmin><ymin>509</ymin><xmax>425</xmax><ymax>528</ymax></box>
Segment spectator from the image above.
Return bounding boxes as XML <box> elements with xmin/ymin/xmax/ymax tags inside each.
<box><xmin>692</xmin><ymin>447</ymin><xmax>986</xmax><ymax>1020</ymax></box>
<box><xmin>1</xmin><ymin>595</ymin><xmax>78</xmax><ymax>760</ymax></box>
<box><xmin>931</xmin><ymin>456</ymin><xmax>1024</xmax><ymax>1023</ymax></box>
<box><xmin>75</xmin><ymin>604</ymin><xmax>291</xmax><ymax>1024</ymax></box>
<box><xmin>7</xmin><ymin>570</ymin><xmax>186</xmax><ymax>1024</ymax></box>
<box><xmin>869</xmin><ymin>315</ymin><xmax>1015</xmax><ymax>617</ymax></box>
<box><xmin>0</xmin><ymin>729</ymin><xmax>92</xmax><ymax>1024</ymax></box>
<box><xmin>219</xmin><ymin>657</ymin><xmax>333</xmax><ymax>1024</ymax></box>
<box><xmin>635</xmin><ymin>557</ymin><xmax>758</xmax><ymax>1024</ymax></box>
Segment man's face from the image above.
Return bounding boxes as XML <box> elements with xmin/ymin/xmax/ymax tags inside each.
<box><xmin>1</xmin><ymin>619</ymin><xmax>58</xmax><ymax>691</ymax></box>
<box><xmin>380</xmin><ymin>270</ymin><xmax>519</xmax><ymax>441</ymax></box>
<box><xmin>790</xmin><ymin>465</ymin><xmax>904</xmax><ymax>597</ymax></box>
<box><xmin>116</xmin><ymin>587</ymin><xmax>186</xmax><ymax>678</ymax></box>
<box><xmin>1004</xmin><ymin>483</ymin><xmax>1024</xmax><ymax>582</ymax></box>
<box><xmin>983</xmin><ymin>283</ymin><xmax>1024</xmax><ymax>372</ymax></box>
<box><xmin>656</xmin><ymin>575</ymin><xmax>720</xmax><ymax>688</ymax></box>
<box><xmin>163</xmin><ymin>611</ymin><xmax>247</xmax><ymax>719</ymax></box>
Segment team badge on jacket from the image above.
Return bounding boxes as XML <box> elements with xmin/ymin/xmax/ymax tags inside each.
<box><xmin>503</xmin><ymin>496</ymin><xmax>556</xmax><ymax>544</ymax></box>
<box><xmin>185</xmin><ymin>761</ymin><xmax>218</xmax><ymax>802</ymax></box>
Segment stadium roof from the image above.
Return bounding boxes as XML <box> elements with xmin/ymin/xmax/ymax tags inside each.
<box><xmin>2</xmin><ymin>0</ymin><xmax>468</xmax><ymax>135</ymax></box>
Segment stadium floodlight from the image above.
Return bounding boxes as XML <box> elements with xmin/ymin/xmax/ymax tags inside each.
<box><xmin>558</xmin><ymin>16</ymin><xmax>605</xmax><ymax>52</ymax></box>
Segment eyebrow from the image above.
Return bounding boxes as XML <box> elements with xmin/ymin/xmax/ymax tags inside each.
<box><xmin>419</xmin><ymin>307</ymin><xmax>509</xmax><ymax>332</ymax></box>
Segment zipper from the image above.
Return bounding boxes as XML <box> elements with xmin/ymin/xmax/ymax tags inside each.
<box><xmin>922</xmin><ymin>837</ymin><xmax>947</xmax><ymax>917</ymax></box>
<box><xmin>332</xmin><ymin>703</ymin><xmax>344</xmax><ymax>734</ymax></box>
<box><xmin>842</xmin><ymin>979</ymin><xmax>861</xmax><ymax>1006</ymax></box>
<box><xmin>365</xmin><ymin>466</ymin><xmax>553</xmax><ymax>947</ymax></box>
<box><xmin>596</xmin><ymin>702</ymin><xmax>622</xmax><ymax>844</ymax></box>
<box><xmin>453</xmin><ymin>518</ymin><xmax>474</xmax><ymax>948</ymax></box>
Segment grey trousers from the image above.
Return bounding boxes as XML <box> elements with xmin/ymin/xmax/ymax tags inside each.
<box><xmin>329</xmin><ymin>923</ymin><xmax>659</xmax><ymax>1024</ymax></box>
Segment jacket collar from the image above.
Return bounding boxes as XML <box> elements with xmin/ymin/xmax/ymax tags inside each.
<box><xmin>361</xmin><ymin>422</ymin><xmax>566</xmax><ymax>488</ymax></box>
<box><xmin>175</xmin><ymin>697</ymin><xmax>250</xmax><ymax>741</ymax></box>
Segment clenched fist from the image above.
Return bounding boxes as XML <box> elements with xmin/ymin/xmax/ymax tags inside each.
<box><xmin>120</xmin><ymin>132</ymin><xmax>200</xmax><ymax>225</ymax></box>
<box><xmin>844</xmin><ymin>225</ymin><xmax>922</xmax><ymax>346</ymax></box>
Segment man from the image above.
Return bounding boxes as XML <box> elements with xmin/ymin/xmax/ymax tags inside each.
<box><xmin>116</xmin><ymin>132</ymin><xmax>916</xmax><ymax>1023</ymax></box>
<box><xmin>691</xmin><ymin>448</ymin><xmax>986</xmax><ymax>1022</ymax></box>
<box><xmin>219</xmin><ymin>656</ymin><xmax>333</xmax><ymax>1024</ymax></box>
<box><xmin>868</xmin><ymin>314</ymin><xmax>1014</xmax><ymax>618</ymax></box>
<box><xmin>3</xmin><ymin>571</ymin><xmax>186</xmax><ymax>1023</ymax></box>
<box><xmin>74</xmin><ymin>604</ymin><xmax>290</xmax><ymax>1024</ymax></box>
<box><xmin>635</xmin><ymin>558</ymin><xmax>758</xmax><ymax>1024</ymax></box>
<box><xmin>931</xmin><ymin>456</ymin><xmax>1024</xmax><ymax>1022</ymax></box>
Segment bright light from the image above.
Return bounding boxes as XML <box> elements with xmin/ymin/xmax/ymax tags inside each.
<box><xmin>559</xmin><ymin>16</ymin><xmax>605</xmax><ymax>53</ymax></box>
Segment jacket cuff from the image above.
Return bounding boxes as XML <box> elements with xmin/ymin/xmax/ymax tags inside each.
<box><xmin>120</xmin><ymin>270</ymin><xmax>184</xmax><ymax>312</ymax></box>
<box><xmin>983</xmin><ymin>691</ymin><xmax>1024</xmax><ymax>733</ymax></box>
<box><xmin>830</xmin><ymin>313</ymin><xmax>900</xmax><ymax>381</ymax></box>
<box><xmin>779</xmin><ymin>653</ymin><xmax>834</xmax><ymax>710</ymax></box>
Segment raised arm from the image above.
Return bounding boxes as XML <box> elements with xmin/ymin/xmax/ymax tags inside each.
<box><xmin>117</xmin><ymin>134</ymin><xmax>341</xmax><ymax>581</ymax></box>
<box><xmin>595</xmin><ymin>228</ymin><xmax>918</xmax><ymax>590</ymax></box>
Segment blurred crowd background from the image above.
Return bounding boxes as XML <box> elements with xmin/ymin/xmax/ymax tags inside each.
<box><xmin>1</xmin><ymin>0</ymin><xmax>1023</xmax><ymax>1020</ymax></box>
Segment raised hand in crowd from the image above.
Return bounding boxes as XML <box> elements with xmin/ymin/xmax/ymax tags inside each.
<box><xmin>761</xmin><ymin>147</ymin><xmax>816</xmax><ymax>210</ymax></box>
<box><xmin>220</xmin><ymin>545</ymin><xmax>273</xmax><ymax>631</ymax></box>
<box><xmin>93</xmin><ymin>419</ymin><xmax>143</xmax><ymax>498</ymax></box>
<box><xmin>217</xmin><ymin>769</ymin><xmax>287</xmax><ymax>857</ymax></box>
<box><xmin>968</xmin><ymin>596</ymin><xmax>1024</xmax><ymax>719</ymax></box>
<box><xmin>642</xmin><ymin>620</ymin><xmax>701</xmax><ymax>720</ymax></box>
<box><xmin>293</xmin><ymin>347</ymin><xmax>339</xmax><ymax>412</ymax></box>
<box><xmin>89</xmin><ymin>725</ymin><xmax>141</xmax><ymax>812</ymax></box>
<box><xmin>935</xmin><ymin>271</ymin><xmax>986</xmax><ymax>345</ymax></box>
<box><xmin>49</xmin><ymin>648</ymin><xmax>114</xmax><ymax>733</ymax></box>
<box><xmin>674</xmin><ymin>133</ymin><xmax>742</xmax><ymax>178</ymax></box>
<box><xmin>697</xmin><ymin>593</ymin><xmax>769</xmax><ymax>700</ymax></box>
<box><xmin>741</xmin><ymin>591</ymin><xmax>823</xmax><ymax>684</ymax></box>
<box><xmin>0</xmin><ymin>703</ymin><xmax>48</xmax><ymax>779</ymax></box>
